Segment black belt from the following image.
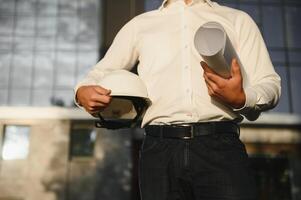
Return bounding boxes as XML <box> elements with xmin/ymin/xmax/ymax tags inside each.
<box><xmin>144</xmin><ymin>121</ymin><xmax>240</xmax><ymax>139</ymax></box>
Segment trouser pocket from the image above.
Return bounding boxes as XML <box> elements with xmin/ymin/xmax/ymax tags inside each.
<box><xmin>140</xmin><ymin>135</ymin><xmax>162</xmax><ymax>154</ymax></box>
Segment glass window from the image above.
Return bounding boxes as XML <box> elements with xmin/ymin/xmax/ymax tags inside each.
<box><xmin>1</xmin><ymin>125</ymin><xmax>30</xmax><ymax>160</ymax></box>
<box><xmin>70</xmin><ymin>128</ymin><xmax>97</xmax><ymax>158</ymax></box>
<box><xmin>261</xmin><ymin>0</ymin><xmax>281</xmax><ymax>3</ymax></box>
<box><xmin>0</xmin><ymin>52</ymin><xmax>12</xmax><ymax>88</ymax></box>
<box><xmin>37</xmin><ymin>16</ymin><xmax>57</xmax><ymax>37</ymax></box>
<box><xmin>290</xmin><ymin>66</ymin><xmax>301</xmax><ymax>115</ymax></box>
<box><xmin>219</xmin><ymin>2</ymin><xmax>238</xmax><ymax>8</ymax></box>
<box><xmin>79</xmin><ymin>0</ymin><xmax>99</xmax><ymax>17</ymax></box>
<box><xmin>0</xmin><ymin>35</ymin><xmax>12</xmax><ymax>50</ymax></box>
<box><xmin>9</xmin><ymin>89</ymin><xmax>31</xmax><ymax>105</ymax></box>
<box><xmin>0</xmin><ymin>0</ymin><xmax>15</xmax><ymax>15</ymax></box>
<box><xmin>32</xmin><ymin>89</ymin><xmax>53</xmax><ymax>106</ymax></box>
<box><xmin>0</xmin><ymin>15</ymin><xmax>14</xmax><ymax>35</ymax></box>
<box><xmin>36</xmin><ymin>36</ymin><xmax>56</xmax><ymax>51</ymax></box>
<box><xmin>77</xmin><ymin>15</ymin><xmax>98</xmax><ymax>50</ymax></box>
<box><xmin>269</xmin><ymin>50</ymin><xmax>286</xmax><ymax>65</ymax></box>
<box><xmin>262</xmin><ymin>6</ymin><xmax>284</xmax><ymax>48</ymax></box>
<box><xmin>11</xmin><ymin>51</ymin><xmax>33</xmax><ymax>88</ymax></box>
<box><xmin>144</xmin><ymin>0</ymin><xmax>163</xmax><ymax>11</ymax></box>
<box><xmin>33</xmin><ymin>51</ymin><xmax>55</xmax><ymax>89</ymax></box>
<box><xmin>272</xmin><ymin>66</ymin><xmax>290</xmax><ymax>113</ymax></box>
<box><xmin>14</xmin><ymin>36</ymin><xmax>35</xmax><ymax>51</ymax></box>
<box><xmin>15</xmin><ymin>16</ymin><xmax>35</xmax><ymax>37</ymax></box>
<box><xmin>289</xmin><ymin>51</ymin><xmax>301</xmax><ymax>65</ymax></box>
<box><xmin>57</xmin><ymin>16</ymin><xmax>78</xmax><ymax>50</ymax></box>
<box><xmin>37</xmin><ymin>0</ymin><xmax>58</xmax><ymax>16</ymax></box>
<box><xmin>240</xmin><ymin>0</ymin><xmax>259</xmax><ymax>2</ymax></box>
<box><xmin>77</xmin><ymin>51</ymin><xmax>97</xmax><ymax>82</ymax></box>
<box><xmin>55</xmin><ymin>51</ymin><xmax>76</xmax><ymax>88</ymax></box>
<box><xmin>285</xmin><ymin>6</ymin><xmax>301</xmax><ymax>48</ymax></box>
<box><xmin>0</xmin><ymin>0</ymin><xmax>100</xmax><ymax>107</ymax></box>
<box><xmin>58</xmin><ymin>0</ymin><xmax>78</xmax><ymax>16</ymax></box>
<box><xmin>286</xmin><ymin>0</ymin><xmax>301</xmax><ymax>2</ymax></box>
<box><xmin>0</xmin><ymin>89</ymin><xmax>8</xmax><ymax>105</ymax></box>
<box><xmin>239</xmin><ymin>4</ymin><xmax>260</xmax><ymax>24</ymax></box>
<box><xmin>16</xmin><ymin>0</ymin><xmax>36</xmax><ymax>15</ymax></box>
<box><xmin>53</xmin><ymin>89</ymin><xmax>75</xmax><ymax>107</ymax></box>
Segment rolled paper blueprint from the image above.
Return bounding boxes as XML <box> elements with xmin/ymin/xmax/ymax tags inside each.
<box><xmin>194</xmin><ymin>21</ymin><xmax>244</xmax><ymax>79</ymax></box>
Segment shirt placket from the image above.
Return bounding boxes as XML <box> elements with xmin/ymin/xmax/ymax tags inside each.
<box><xmin>181</xmin><ymin>4</ymin><xmax>193</xmax><ymax>118</ymax></box>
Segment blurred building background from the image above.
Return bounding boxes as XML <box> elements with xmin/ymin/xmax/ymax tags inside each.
<box><xmin>0</xmin><ymin>0</ymin><xmax>300</xmax><ymax>200</ymax></box>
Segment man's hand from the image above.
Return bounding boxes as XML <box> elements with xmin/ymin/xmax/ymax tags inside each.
<box><xmin>76</xmin><ymin>85</ymin><xmax>112</xmax><ymax>114</ymax></box>
<box><xmin>201</xmin><ymin>58</ymin><xmax>246</xmax><ymax>109</ymax></box>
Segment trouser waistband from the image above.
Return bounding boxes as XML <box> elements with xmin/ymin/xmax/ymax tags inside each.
<box><xmin>144</xmin><ymin>121</ymin><xmax>240</xmax><ymax>139</ymax></box>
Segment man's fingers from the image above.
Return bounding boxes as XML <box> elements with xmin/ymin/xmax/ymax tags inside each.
<box><xmin>204</xmin><ymin>74</ymin><xmax>219</xmax><ymax>93</ymax></box>
<box><xmin>88</xmin><ymin>92</ymin><xmax>112</xmax><ymax>113</ymax></box>
<box><xmin>90</xmin><ymin>104</ymin><xmax>108</xmax><ymax>111</ymax></box>
<box><xmin>204</xmin><ymin>72</ymin><xmax>225</xmax><ymax>87</ymax></box>
<box><xmin>206</xmin><ymin>83</ymin><xmax>215</xmax><ymax>96</ymax></box>
<box><xmin>91</xmin><ymin>93</ymin><xmax>112</xmax><ymax>104</ymax></box>
<box><xmin>230</xmin><ymin>58</ymin><xmax>242</xmax><ymax>78</ymax></box>
<box><xmin>86</xmin><ymin>102</ymin><xmax>110</xmax><ymax>113</ymax></box>
<box><xmin>205</xmin><ymin>82</ymin><xmax>225</xmax><ymax>100</ymax></box>
<box><xmin>90</xmin><ymin>108</ymin><xmax>105</xmax><ymax>115</ymax></box>
<box><xmin>88</xmin><ymin>100</ymin><xmax>110</xmax><ymax>108</ymax></box>
<box><xmin>93</xmin><ymin>86</ymin><xmax>111</xmax><ymax>95</ymax></box>
<box><xmin>200</xmin><ymin>61</ymin><xmax>216</xmax><ymax>74</ymax></box>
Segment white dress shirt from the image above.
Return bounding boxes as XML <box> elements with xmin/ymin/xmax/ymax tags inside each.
<box><xmin>75</xmin><ymin>0</ymin><xmax>281</xmax><ymax>127</ymax></box>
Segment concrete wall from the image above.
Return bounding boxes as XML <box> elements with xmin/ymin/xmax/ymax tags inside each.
<box><xmin>0</xmin><ymin>119</ymin><xmax>69</xmax><ymax>200</ymax></box>
<box><xmin>0</xmin><ymin>115</ymin><xmax>136</xmax><ymax>200</ymax></box>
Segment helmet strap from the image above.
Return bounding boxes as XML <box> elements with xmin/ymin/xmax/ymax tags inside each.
<box><xmin>94</xmin><ymin>97</ymin><xmax>148</xmax><ymax>129</ymax></box>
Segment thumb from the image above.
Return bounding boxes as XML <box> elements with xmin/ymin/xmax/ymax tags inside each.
<box><xmin>104</xmin><ymin>89</ymin><xmax>111</xmax><ymax>95</ymax></box>
<box><xmin>94</xmin><ymin>86</ymin><xmax>111</xmax><ymax>95</ymax></box>
<box><xmin>230</xmin><ymin>58</ymin><xmax>242</xmax><ymax>78</ymax></box>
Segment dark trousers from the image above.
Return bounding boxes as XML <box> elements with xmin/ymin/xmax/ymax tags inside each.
<box><xmin>138</xmin><ymin>130</ymin><xmax>258</xmax><ymax>200</ymax></box>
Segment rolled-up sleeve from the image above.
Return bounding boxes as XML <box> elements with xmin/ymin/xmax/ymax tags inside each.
<box><xmin>74</xmin><ymin>17</ymin><xmax>139</xmax><ymax>106</ymax></box>
<box><xmin>233</xmin><ymin>12</ymin><xmax>281</xmax><ymax>121</ymax></box>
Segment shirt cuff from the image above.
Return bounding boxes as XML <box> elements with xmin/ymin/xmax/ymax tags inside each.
<box><xmin>73</xmin><ymin>87</ymin><xmax>84</xmax><ymax>110</ymax></box>
<box><xmin>233</xmin><ymin>87</ymin><xmax>257</xmax><ymax>114</ymax></box>
<box><xmin>73</xmin><ymin>82</ymin><xmax>92</xmax><ymax>110</ymax></box>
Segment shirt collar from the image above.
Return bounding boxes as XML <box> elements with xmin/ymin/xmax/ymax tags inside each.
<box><xmin>159</xmin><ymin>0</ymin><xmax>213</xmax><ymax>10</ymax></box>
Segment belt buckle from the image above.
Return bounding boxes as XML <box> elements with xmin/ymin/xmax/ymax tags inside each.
<box><xmin>182</xmin><ymin>125</ymin><xmax>194</xmax><ymax>139</ymax></box>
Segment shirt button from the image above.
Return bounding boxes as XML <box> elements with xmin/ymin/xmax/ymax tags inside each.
<box><xmin>186</xmin><ymin>89</ymin><xmax>190</xmax><ymax>93</ymax></box>
<box><xmin>185</xmin><ymin>65</ymin><xmax>188</xmax><ymax>69</ymax></box>
<box><xmin>185</xmin><ymin>45</ymin><xmax>188</xmax><ymax>49</ymax></box>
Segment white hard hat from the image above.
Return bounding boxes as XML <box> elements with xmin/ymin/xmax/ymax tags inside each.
<box><xmin>95</xmin><ymin>70</ymin><xmax>151</xmax><ymax>129</ymax></box>
<box><xmin>99</xmin><ymin>70</ymin><xmax>148</xmax><ymax>99</ymax></box>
